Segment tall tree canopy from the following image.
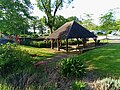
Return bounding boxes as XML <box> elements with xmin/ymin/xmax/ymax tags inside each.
<box><xmin>36</xmin><ymin>0</ymin><xmax>73</xmax><ymax>34</ymax></box>
<box><xmin>99</xmin><ymin>9</ymin><xmax>116</xmax><ymax>34</ymax></box>
<box><xmin>0</xmin><ymin>0</ymin><xmax>32</xmax><ymax>35</ymax></box>
<box><xmin>30</xmin><ymin>16</ymin><xmax>46</xmax><ymax>35</ymax></box>
<box><xmin>53</xmin><ymin>15</ymin><xmax>67</xmax><ymax>30</ymax></box>
<box><xmin>115</xmin><ymin>19</ymin><xmax>120</xmax><ymax>30</ymax></box>
<box><xmin>80</xmin><ymin>14</ymin><xmax>97</xmax><ymax>30</ymax></box>
<box><xmin>67</xmin><ymin>16</ymin><xmax>80</xmax><ymax>22</ymax></box>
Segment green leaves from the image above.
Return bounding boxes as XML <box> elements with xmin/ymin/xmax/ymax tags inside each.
<box><xmin>0</xmin><ymin>0</ymin><xmax>32</xmax><ymax>34</ymax></box>
<box><xmin>36</xmin><ymin>0</ymin><xmax>73</xmax><ymax>33</ymax></box>
<box><xmin>99</xmin><ymin>9</ymin><xmax>116</xmax><ymax>32</ymax></box>
<box><xmin>0</xmin><ymin>43</ymin><xmax>33</xmax><ymax>77</ymax></box>
<box><xmin>72</xmin><ymin>81</ymin><xmax>86</xmax><ymax>90</ymax></box>
<box><xmin>60</xmin><ymin>57</ymin><xmax>86</xmax><ymax>78</ymax></box>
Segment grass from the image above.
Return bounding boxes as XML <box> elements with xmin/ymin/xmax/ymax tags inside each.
<box><xmin>77</xmin><ymin>44</ymin><xmax>120</xmax><ymax>77</ymax></box>
<box><xmin>19</xmin><ymin>45</ymin><xmax>57</xmax><ymax>62</ymax></box>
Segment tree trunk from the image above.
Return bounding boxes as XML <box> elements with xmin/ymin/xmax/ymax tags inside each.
<box><xmin>49</xmin><ymin>26</ymin><xmax>53</xmax><ymax>34</ymax></box>
<box><xmin>33</xmin><ymin>25</ymin><xmax>36</xmax><ymax>34</ymax></box>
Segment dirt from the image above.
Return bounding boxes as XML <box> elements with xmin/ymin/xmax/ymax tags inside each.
<box><xmin>34</xmin><ymin>40</ymin><xmax>120</xmax><ymax>90</ymax></box>
<box><xmin>33</xmin><ymin>51</ymin><xmax>99</xmax><ymax>90</ymax></box>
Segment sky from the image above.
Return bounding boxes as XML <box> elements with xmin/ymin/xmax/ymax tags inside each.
<box><xmin>30</xmin><ymin>0</ymin><xmax>120</xmax><ymax>25</ymax></box>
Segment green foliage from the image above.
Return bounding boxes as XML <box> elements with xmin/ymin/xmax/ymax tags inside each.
<box><xmin>72</xmin><ymin>81</ymin><xmax>86</xmax><ymax>90</ymax></box>
<box><xmin>53</xmin><ymin>15</ymin><xmax>68</xmax><ymax>30</ymax></box>
<box><xmin>36</xmin><ymin>0</ymin><xmax>73</xmax><ymax>33</ymax></box>
<box><xmin>116</xmin><ymin>19</ymin><xmax>120</xmax><ymax>30</ymax></box>
<box><xmin>60</xmin><ymin>57</ymin><xmax>86</xmax><ymax>78</ymax></box>
<box><xmin>0</xmin><ymin>43</ymin><xmax>33</xmax><ymax>77</ymax></box>
<box><xmin>30</xmin><ymin>41</ymin><xmax>51</xmax><ymax>48</ymax></box>
<box><xmin>80</xmin><ymin>13</ymin><xmax>97</xmax><ymax>30</ymax></box>
<box><xmin>30</xmin><ymin>17</ymin><xmax>46</xmax><ymax>35</ymax></box>
<box><xmin>61</xmin><ymin>40</ymin><xmax>83</xmax><ymax>45</ymax></box>
<box><xmin>31</xmin><ymin>34</ymin><xmax>39</xmax><ymax>38</ymax></box>
<box><xmin>0</xmin><ymin>0</ymin><xmax>32</xmax><ymax>34</ymax></box>
<box><xmin>99</xmin><ymin>9</ymin><xmax>116</xmax><ymax>33</ymax></box>
<box><xmin>93</xmin><ymin>77</ymin><xmax>120</xmax><ymax>90</ymax></box>
<box><xmin>97</xmin><ymin>32</ymin><xmax>104</xmax><ymax>35</ymax></box>
<box><xmin>0</xmin><ymin>69</ymin><xmax>56</xmax><ymax>90</ymax></box>
<box><xmin>67</xmin><ymin>16</ymin><xmax>80</xmax><ymax>22</ymax></box>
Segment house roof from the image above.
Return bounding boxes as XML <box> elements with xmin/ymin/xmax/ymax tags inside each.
<box><xmin>47</xmin><ymin>21</ymin><xmax>97</xmax><ymax>39</ymax></box>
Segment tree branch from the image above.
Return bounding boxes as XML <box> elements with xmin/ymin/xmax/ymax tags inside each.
<box><xmin>53</xmin><ymin>0</ymin><xmax>62</xmax><ymax>17</ymax></box>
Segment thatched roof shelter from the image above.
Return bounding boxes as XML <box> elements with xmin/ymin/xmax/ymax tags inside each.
<box><xmin>47</xmin><ymin>21</ymin><xmax>97</xmax><ymax>51</ymax></box>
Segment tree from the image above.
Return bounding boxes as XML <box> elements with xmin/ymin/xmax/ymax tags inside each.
<box><xmin>67</xmin><ymin>16</ymin><xmax>80</xmax><ymax>22</ymax></box>
<box><xmin>36</xmin><ymin>0</ymin><xmax>73</xmax><ymax>34</ymax></box>
<box><xmin>37</xmin><ymin>18</ymin><xmax>46</xmax><ymax>35</ymax></box>
<box><xmin>99</xmin><ymin>9</ymin><xmax>116</xmax><ymax>35</ymax></box>
<box><xmin>30</xmin><ymin>16</ymin><xmax>46</xmax><ymax>35</ymax></box>
<box><xmin>0</xmin><ymin>0</ymin><xmax>32</xmax><ymax>35</ymax></box>
<box><xmin>80</xmin><ymin>13</ymin><xmax>97</xmax><ymax>30</ymax></box>
<box><xmin>53</xmin><ymin>15</ymin><xmax>67</xmax><ymax>30</ymax></box>
<box><xmin>115</xmin><ymin>19</ymin><xmax>120</xmax><ymax>30</ymax></box>
<box><xmin>30</xmin><ymin>16</ymin><xmax>39</xmax><ymax>34</ymax></box>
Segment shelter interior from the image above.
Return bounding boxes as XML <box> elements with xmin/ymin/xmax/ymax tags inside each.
<box><xmin>46</xmin><ymin>21</ymin><xmax>97</xmax><ymax>52</ymax></box>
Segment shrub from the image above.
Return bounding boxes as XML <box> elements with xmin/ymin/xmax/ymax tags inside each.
<box><xmin>60</xmin><ymin>57</ymin><xmax>86</xmax><ymax>78</ymax></box>
<box><xmin>92</xmin><ymin>77</ymin><xmax>120</xmax><ymax>90</ymax></box>
<box><xmin>72</xmin><ymin>81</ymin><xmax>86</xmax><ymax>90</ymax></box>
<box><xmin>0</xmin><ymin>43</ymin><xmax>33</xmax><ymax>77</ymax></box>
<box><xmin>20</xmin><ymin>38</ymin><xmax>31</xmax><ymax>45</ymax></box>
<box><xmin>30</xmin><ymin>41</ymin><xmax>51</xmax><ymax>48</ymax></box>
<box><xmin>31</xmin><ymin>34</ymin><xmax>39</xmax><ymax>38</ymax></box>
<box><xmin>62</xmin><ymin>40</ymin><xmax>83</xmax><ymax>45</ymax></box>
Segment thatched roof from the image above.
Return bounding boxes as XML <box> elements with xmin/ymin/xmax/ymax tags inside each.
<box><xmin>47</xmin><ymin>21</ymin><xmax>97</xmax><ymax>39</ymax></box>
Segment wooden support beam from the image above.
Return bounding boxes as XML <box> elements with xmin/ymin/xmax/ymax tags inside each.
<box><xmin>82</xmin><ymin>38</ymin><xmax>86</xmax><ymax>48</ymax></box>
<box><xmin>57</xmin><ymin>39</ymin><xmax>60</xmax><ymax>51</ymax></box>
<box><xmin>77</xmin><ymin>38</ymin><xmax>79</xmax><ymax>46</ymax></box>
<box><xmin>66</xmin><ymin>38</ymin><xmax>68</xmax><ymax>52</ymax></box>
<box><xmin>94</xmin><ymin>38</ymin><xmax>97</xmax><ymax>46</ymax></box>
<box><xmin>51</xmin><ymin>39</ymin><xmax>54</xmax><ymax>49</ymax></box>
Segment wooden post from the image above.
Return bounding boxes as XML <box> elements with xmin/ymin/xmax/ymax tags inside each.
<box><xmin>51</xmin><ymin>39</ymin><xmax>54</xmax><ymax>49</ymax></box>
<box><xmin>82</xmin><ymin>38</ymin><xmax>86</xmax><ymax>48</ymax></box>
<box><xmin>57</xmin><ymin>39</ymin><xmax>60</xmax><ymax>51</ymax></box>
<box><xmin>94</xmin><ymin>38</ymin><xmax>97</xmax><ymax>46</ymax></box>
<box><xmin>66</xmin><ymin>38</ymin><xmax>68</xmax><ymax>52</ymax></box>
<box><xmin>77</xmin><ymin>38</ymin><xmax>79</xmax><ymax>46</ymax></box>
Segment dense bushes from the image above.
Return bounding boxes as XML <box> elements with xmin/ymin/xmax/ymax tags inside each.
<box><xmin>30</xmin><ymin>40</ymin><xmax>82</xmax><ymax>48</ymax></box>
<box><xmin>62</xmin><ymin>39</ymin><xmax>83</xmax><ymax>45</ymax></box>
<box><xmin>20</xmin><ymin>38</ymin><xmax>83</xmax><ymax>48</ymax></box>
<box><xmin>30</xmin><ymin>41</ymin><xmax>51</xmax><ymax>48</ymax></box>
<box><xmin>60</xmin><ymin>57</ymin><xmax>86</xmax><ymax>78</ymax></box>
<box><xmin>0</xmin><ymin>43</ymin><xmax>33</xmax><ymax>77</ymax></box>
<box><xmin>0</xmin><ymin>43</ymin><xmax>55</xmax><ymax>90</ymax></box>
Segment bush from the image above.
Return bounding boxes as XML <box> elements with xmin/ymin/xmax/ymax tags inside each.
<box><xmin>60</xmin><ymin>57</ymin><xmax>86</xmax><ymax>78</ymax></box>
<box><xmin>62</xmin><ymin>40</ymin><xmax>83</xmax><ymax>45</ymax></box>
<box><xmin>93</xmin><ymin>77</ymin><xmax>120</xmax><ymax>90</ymax></box>
<box><xmin>72</xmin><ymin>81</ymin><xmax>86</xmax><ymax>90</ymax></box>
<box><xmin>97</xmin><ymin>32</ymin><xmax>104</xmax><ymax>35</ymax></box>
<box><xmin>31</xmin><ymin>34</ymin><xmax>39</xmax><ymax>38</ymax></box>
<box><xmin>20</xmin><ymin>38</ymin><xmax>31</xmax><ymax>45</ymax></box>
<box><xmin>0</xmin><ymin>43</ymin><xmax>33</xmax><ymax>77</ymax></box>
<box><xmin>30</xmin><ymin>41</ymin><xmax>51</xmax><ymax>48</ymax></box>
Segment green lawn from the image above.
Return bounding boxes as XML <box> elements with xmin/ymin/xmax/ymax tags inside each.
<box><xmin>19</xmin><ymin>45</ymin><xmax>56</xmax><ymax>62</ymax></box>
<box><xmin>19</xmin><ymin>44</ymin><xmax>120</xmax><ymax>77</ymax></box>
<box><xmin>77</xmin><ymin>44</ymin><xmax>120</xmax><ymax>77</ymax></box>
